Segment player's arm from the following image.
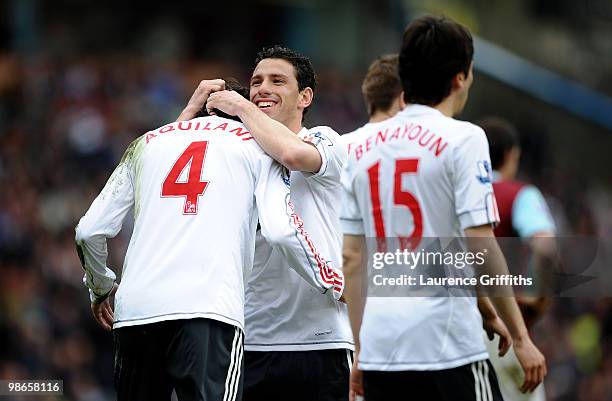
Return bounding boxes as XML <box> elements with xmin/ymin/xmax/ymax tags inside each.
<box><xmin>75</xmin><ymin>160</ymin><xmax>134</xmax><ymax>302</ymax></box>
<box><xmin>465</xmin><ymin>225</ymin><xmax>547</xmax><ymax>393</ymax></box>
<box><xmin>513</xmin><ymin>186</ymin><xmax>559</xmax><ymax>325</ymax></box>
<box><xmin>254</xmin><ymin>156</ymin><xmax>343</xmax><ymax>300</ymax></box>
<box><xmin>454</xmin><ymin>128</ymin><xmax>545</xmax><ymax>392</ymax></box>
<box><xmin>75</xmin><ymin>140</ymin><xmax>138</xmax><ymax>329</ymax></box>
<box><xmin>340</xmin><ymin>157</ymin><xmax>366</xmax><ymax>347</ymax></box>
<box><xmin>517</xmin><ymin>232</ymin><xmax>557</xmax><ymax>325</ymax></box>
<box><xmin>343</xmin><ymin>234</ymin><xmax>366</xmax><ymax>351</ymax></box>
<box><xmin>206</xmin><ymin>90</ymin><xmax>322</xmax><ymax>172</ymax></box>
<box><xmin>344</xmin><ymin>234</ymin><xmax>366</xmax><ymax>401</ymax></box>
<box><xmin>176</xmin><ymin>79</ymin><xmax>226</xmax><ymax>121</ymax></box>
<box><xmin>340</xmin><ymin>162</ymin><xmax>366</xmax><ymax>400</ymax></box>
<box><xmin>477</xmin><ymin>296</ymin><xmax>511</xmax><ymax>357</ymax></box>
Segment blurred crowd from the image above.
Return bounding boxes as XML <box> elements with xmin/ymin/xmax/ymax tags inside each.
<box><xmin>0</xmin><ymin>54</ymin><xmax>611</xmax><ymax>400</ymax></box>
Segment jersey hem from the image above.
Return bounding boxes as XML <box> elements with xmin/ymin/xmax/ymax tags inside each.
<box><xmin>245</xmin><ymin>340</ymin><xmax>355</xmax><ymax>352</ymax></box>
<box><xmin>113</xmin><ymin>312</ymin><xmax>244</xmax><ymax>331</ymax></box>
<box><xmin>358</xmin><ymin>351</ymin><xmax>489</xmax><ymax>371</ymax></box>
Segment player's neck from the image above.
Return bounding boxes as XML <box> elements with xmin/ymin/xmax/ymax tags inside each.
<box><xmin>433</xmin><ymin>98</ymin><xmax>456</xmax><ymax>118</ymax></box>
<box><xmin>369</xmin><ymin>110</ymin><xmax>396</xmax><ymax>123</ymax></box>
<box><xmin>284</xmin><ymin>116</ymin><xmax>303</xmax><ymax>134</ymax></box>
<box><xmin>498</xmin><ymin>165</ymin><xmax>516</xmax><ymax>181</ymax></box>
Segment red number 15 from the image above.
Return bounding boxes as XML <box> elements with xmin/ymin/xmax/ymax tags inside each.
<box><xmin>367</xmin><ymin>158</ymin><xmax>423</xmax><ymax>250</ymax></box>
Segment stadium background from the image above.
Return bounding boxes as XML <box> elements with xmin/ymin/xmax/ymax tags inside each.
<box><xmin>0</xmin><ymin>0</ymin><xmax>611</xmax><ymax>399</ymax></box>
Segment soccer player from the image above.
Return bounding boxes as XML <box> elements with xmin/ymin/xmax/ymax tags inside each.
<box><xmin>341</xmin><ymin>54</ymin><xmax>405</xmax><ymax>152</ymax></box>
<box><xmin>480</xmin><ymin>116</ymin><xmax>558</xmax><ymax>401</ymax></box>
<box><xmin>177</xmin><ymin>46</ymin><xmax>353</xmax><ymax>401</ymax></box>
<box><xmin>75</xmin><ymin>86</ymin><xmax>344</xmax><ymax>401</ymax></box>
<box><xmin>341</xmin><ymin>16</ymin><xmax>547</xmax><ymax>401</ymax></box>
<box><xmin>343</xmin><ymin>51</ymin><xmax>513</xmax><ymax>367</ymax></box>
<box><xmin>358</xmin><ymin>54</ymin><xmax>405</xmax><ymax>124</ymax></box>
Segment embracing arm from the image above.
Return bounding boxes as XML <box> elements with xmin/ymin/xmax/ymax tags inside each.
<box><xmin>206</xmin><ymin>90</ymin><xmax>322</xmax><ymax>172</ymax></box>
<box><xmin>255</xmin><ymin>157</ymin><xmax>344</xmax><ymax>300</ymax></box>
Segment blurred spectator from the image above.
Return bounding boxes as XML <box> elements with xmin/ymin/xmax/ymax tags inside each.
<box><xmin>480</xmin><ymin>116</ymin><xmax>559</xmax><ymax>401</ymax></box>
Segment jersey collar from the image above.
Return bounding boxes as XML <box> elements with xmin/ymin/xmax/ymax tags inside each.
<box><xmin>399</xmin><ymin>104</ymin><xmax>444</xmax><ymax>118</ymax></box>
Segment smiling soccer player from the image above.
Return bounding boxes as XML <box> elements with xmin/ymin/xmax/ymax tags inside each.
<box><xmin>178</xmin><ymin>46</ymin><xmax>353</xmax><ymax>401</ymax></box>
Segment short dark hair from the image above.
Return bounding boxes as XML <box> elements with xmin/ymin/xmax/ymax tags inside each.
<box><xmin>362</xmin><ymin>54</ymin><xmax>402</xmax><ymax>116</ymax></box>
<box><xmin>478</xmin><ymin>116</ymin><xmax>520</xmax><ymax>170</ymax></box>
<box><xmin>254</xmin><ymin>45</ymin><xmax>316</xmax><ymax>116</ymax></box>
<box><xmin>399</xmin><ymin>16</ymin><xmax>474</xmax><ymax>106</ymax></box>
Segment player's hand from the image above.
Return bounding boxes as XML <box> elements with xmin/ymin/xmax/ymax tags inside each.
<box><xmin>91</xmin><ymin>283</ymin><xmax>118</xmax><ymax>331</ymax></box>
<box><xmin>483</xmin><ymin>315</ymin><xmax>512</xmax><ymax>357</ymax></box>
<box><xmin>177</xmin><ymin>79</ymin><xmax>226</xmax><ymax>121</ymax></box>
<box><xmin>513</xmin><ymin>336</ymin><xmax>547</xmax><ymax>393</ymax></box>
<box><xmin>206</xmin><ymin>90</ymin><xmax>250</xmax><ymax>116</ymax></box>
<box><xmin>349</xmin><ymin>356</ymin><xmax>364</xmax><ymax>401</ymax></box>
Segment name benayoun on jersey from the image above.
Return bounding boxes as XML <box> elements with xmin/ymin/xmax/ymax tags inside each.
<box><xmin>348</xmin><ymin>122</ymin><xmax>448</xmax><ymax>160</ymax></box>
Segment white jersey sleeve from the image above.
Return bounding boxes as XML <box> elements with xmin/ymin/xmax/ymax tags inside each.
<box><xmin>255</xmin><ymin>155</ymin><xmax>344</xmax><ymax>300</ymax></box>
<box><xmin>453</xmin><ymin>127</ymin><xmax>500</xmax><ymax>229</ymax></box>
<box><xmin>75</xmin><ymin>139</ymin><xmax>139</xmax><ymax>302</ymax></box>
<box><xmin>299</xmin><ymin>126</ymin><xmax>345</xmax><ymax>188</ymax></box>
<box><xmin>340</xmin><ymin>161</ymin><xmax>364</xmax><ymax>235</ymax></box>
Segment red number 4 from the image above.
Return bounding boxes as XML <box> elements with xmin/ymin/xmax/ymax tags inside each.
<box><xmin>162</xmin><ymin>141</ymin><xmax>210</xmax><ymax>214</ymax></box>
<box><xmin>368</xmin><ymin>158</ymin><xmax>423</xmax><ymax>250</ymax></box>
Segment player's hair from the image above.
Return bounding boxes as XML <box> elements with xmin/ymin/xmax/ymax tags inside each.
<box><xmin>198</xmin><ymin>78</ymin><xmax>249</xmax><ymax>121</ymax></box>
<box><xmin>478</xmin><ymin>116</ymin><xmax>520</xmax><ymax>170</ymax></box>
<box><xmin>399</xmin><ymin>15</ymin><xmax>473</xmax><ymax>106</ymax></box>
<box><xmin>361</xmin><ymin>54</ymin><xmax>402</xmax><ymax>117</ymax></box>
<box><xmin>254</xmin><ymin>45</ymin><xmax>316</xmax><ymax>117</ymax></box>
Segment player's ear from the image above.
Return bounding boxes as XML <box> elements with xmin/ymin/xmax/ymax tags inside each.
<box><xmin>453</xmin><ymin>63</ymin><xmax>473</xmax><ymax>91</ymax></box>
<box><xmin>398</xmin><ymin>91</ymin><xmax>407</xmax><ymax>110</ymax></box>
<box><xmin>510</xmin><ymin>146</ymin><xmax>521</xmax><ymax>163</ymax></box>
<box><xmin>451</xmin><ymin>71</ymin><xmax>466</xmax><ymax>91</ymax></box>
<box><xmin>299</xmin><ymin>87</ymin><xmax>314</xmax><ymax>109</ymax></box>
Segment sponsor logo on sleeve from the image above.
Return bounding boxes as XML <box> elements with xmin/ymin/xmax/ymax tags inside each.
<box><xmin>303</xmin><ymin>131</ymin><xmax>333</xmax><ymax>147</ymax></box>
<box><xmin>282</xmin><ymin>167</ymin><xmax>291</xmax><ymax>187</ymax></box>
<box><xmin>476</xmin><ymin>160</ymin><xmax>492</xmax><ymax>184</ymax></box>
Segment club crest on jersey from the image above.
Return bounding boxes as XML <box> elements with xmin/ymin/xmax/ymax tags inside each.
<box><xmin>476</xmin><ymin>160</ymin><xmax>492</xmax><ymax>184</ymax></box>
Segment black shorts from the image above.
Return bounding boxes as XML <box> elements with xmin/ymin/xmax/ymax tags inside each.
<box><xmin>113</xmin><ymin>318</ymin><xmax>244</xmax><ymax>401</ymax></box>
<box><xmin>363</xmin><ymin>360</ymin><xmax>503</xmax><ymax>401</ymax></box>
<box><xmin>243</xmin><ymin>349</ymin><xmax>353</xmax><ymax>401</ymax></box>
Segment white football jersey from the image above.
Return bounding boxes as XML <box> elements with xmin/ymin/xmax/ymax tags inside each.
<box><xmin>244</xmin><ymin>126</ymin><xmax>354</xmax><ymax>351</ymax></box>
<box><xmin>341</xmin><ymin>105</ymin><xmax>499</xmax><ymax>371</ymax></box>
<box><xmin>338</xmin><ymin>122</ymin><xmax>376</xmax><ymax>152</ymax></box>
<box><xmin>76</xmin><ymin>116</ymin><xmax>344</xmax><ymax>331</ymax></box>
